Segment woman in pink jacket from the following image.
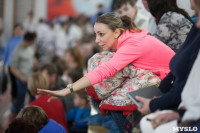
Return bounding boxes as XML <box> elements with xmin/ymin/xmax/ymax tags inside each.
<box><xmin>38</xmin><ymin>12</ymin><xmax>175</xmax><ymax>132</ymax></box>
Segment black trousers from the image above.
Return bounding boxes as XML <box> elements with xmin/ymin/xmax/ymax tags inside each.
<box><xmin>109</xmin><ymin>111</ymin><xmax>132</xmax><ymax>133</ymax></box>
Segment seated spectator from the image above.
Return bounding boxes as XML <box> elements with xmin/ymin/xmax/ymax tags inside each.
<box><xmin>40</xmin><ymin>63</ymin><xmax>74</xmax><ymax>113</ymax></box>
<box><xmin>37</xmin><ymin>12</ymin><xmax>175</xmax><ymax>132</ymax></box>
<box><xmin>5</xmin><ymin>118</ymin><xmax>37</xmax><ymax>133</ymax></box>
<box><xmin>145</xmin><ymin>0</ymin><xmax>193</xmax><ymax>52</ymax></box>
<box><xmin>66</xmin><ymin>90</ymin><xmax>90</xmax><ymax>133</ymax></box>
<box><xmin>113</xmin><ymin>0</ymin><xmax>149</xmax><ymax>30</ymax></box>
<box><xmin>10</xmin><ymin>32</ymin><xmax>36</xmax><ymax>114</ymax></box>
<box><xmin>28</xmin><ymin>72</ymin><xmax>68</xmax><ymax>131</ymax></box>
<box><xmin>64</xmin><ymin>48</ymin><xmax>84</xmax><ymax>82</ymax></box>
<box><xmin>16</xmin><ymin>106</ymin><xmax>66</xmax><ymax>133</ymax></box>
<box><xmin>140</xmin><ymin>0</ymin><xmax>200</xmax><ymax>132</ymax></box>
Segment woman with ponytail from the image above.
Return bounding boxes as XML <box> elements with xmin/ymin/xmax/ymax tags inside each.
<box><xmin>37</xmin><ymin>12</ymin><xmax>174</xmax><ymax>132</ymax></box>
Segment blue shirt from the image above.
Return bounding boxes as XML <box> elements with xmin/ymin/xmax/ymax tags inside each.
<box><xmin>39</xmin><ymin>119</ymin><xmax>66</xmax><ymax>133</ymax></box>
<box><xmin>66</xmin><ymin>107</ymin><xmax>90</xmax><ymax>128</ymax></box>
<box><xmin>3</xmin><ymin>35</ymin><xmax>23</xmax><ymax>66</ymax></box>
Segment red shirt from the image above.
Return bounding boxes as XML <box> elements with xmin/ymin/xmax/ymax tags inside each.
<box><xmin>30</xmin><ymin>95</ymin><xmax>67</xmax><ymax>131</ymax></box>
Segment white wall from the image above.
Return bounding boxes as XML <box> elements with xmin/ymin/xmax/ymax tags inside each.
<box><xmin>3</xmin><ymin>0</ymin><xmax>14</xmax><ymax>39</ymax></box>
<box><xmin>34</xmin><ymin>0</ymin><xmax>47</xmax><ymax>20</ymax></box>
<box><xmin>15</xmin><ymin>0</ymin><xmax>33</xmax><ymax>24</ymax></box>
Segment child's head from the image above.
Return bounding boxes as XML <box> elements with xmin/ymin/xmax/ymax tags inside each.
<box><xmin>5</xmin><ymin>118</ymin><xmax>38</xmax><ymax>133</ymax></box>
<box><xmin>114</xmin><ymin>0</ymin><xmax>138</xmax><ymax>20</ymax></box>
<box><xmin>73</xmin><ymin>90</ymin><xmax>88</xmax><ymax>108</ymax></box>
<box><xmin>16</xmin><ymin>106</ymin><xmax>48</xmax><ymax>131</ymax></box>
<box><xmin>28</xmin><ymin>72</ymin><xmax>49</xmax><ymax>96</ymax></box>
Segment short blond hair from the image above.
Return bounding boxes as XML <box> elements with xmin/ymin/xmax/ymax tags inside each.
<box><xmin>28</xmin><ymin>72</ymin><xmax>49</xmax><ymax>95</ymax></box>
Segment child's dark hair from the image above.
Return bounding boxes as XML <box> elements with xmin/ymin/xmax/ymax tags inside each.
<box><xmin>24</xmin><ymin>32</ymin><xmax>37</xmax><ymax>42</ymax></box>
<box><xmin>75</xmin><ymin>89</ymin><xmax>89</xmax><ymax>104</ymax></box>
<box><xmin>113</xmin><ymin>0</ymin><xmax>137</xmax><ymax>10</ymax></box>
<box><xmin>5</xmin><ymin>118</ymin><xmax>38</xmax><ymax>133</ymax></box>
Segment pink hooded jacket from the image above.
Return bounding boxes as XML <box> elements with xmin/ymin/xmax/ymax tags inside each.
<box><xmin>85</xmin><ymin>29</ymin><xmax>175</xmax><ymax>85</ymax></box>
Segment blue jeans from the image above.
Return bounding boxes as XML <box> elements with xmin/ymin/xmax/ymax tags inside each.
<box><xmin>11</xmin><ymin>78</ymin><xmax>34</xmax><ymax>113</ymax></box>
<box><xmin>109</xmin><ymin>111</ymin><xmax>132</xmax><ymax>133</ymax></box>
<box><xmin>87</xmin><ymin>114</ymin><xmax>119</xmax><ymax>133</ymax></box>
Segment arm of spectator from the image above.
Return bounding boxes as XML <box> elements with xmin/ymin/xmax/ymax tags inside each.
<box><xmin>2</xmin><ymin>40</ymin><xmax>11</xmax><ymax>66</ymax></box>
<box><xmin>150</xmin><ymin>83</ymin><xmax>185</xmax><ymax>112</ymax></box>
<box><xmin>10</xmin><ymin>48</ymin><xmax>27</xmax><ymax>83</ymax></box>
<box><xmin>159</xmin><ymin>72</ymin><xmax>174</xmax><ymax>93</ymax></box>
<box><xmin>10</xmin><ymin>66</ymin><xmax>27</xmax><ymax>83</ymax></box>
<box><xmin>85</xmin><ymin>42</ymin><xmax>142</xmax><ymax>85</ymax></box>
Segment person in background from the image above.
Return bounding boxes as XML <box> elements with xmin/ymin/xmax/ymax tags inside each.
<box><xmin>114</xmin><ymin>0</ymin><xmax>149</xmax><ymax>30</ymax></box>
<box><xmin>40</xmin><ymin>63</ymin><xmax>74</xmax><ymax>113</ymax></box>
<box><xmin>140</xmin><ymin>0</ymin><xmax>200</xmax><ymax>132</ymax></box>
<box><xmin>55</xmin><ymin>21</ymin><xmax>68</xmax><ymax>57</ymax></box>
<box><xmin>2</xmin><ymin>24</ymin><xmax>24</xmax><ymax>99</ymax></box>
<box><xmin>28</xmin><ymin>72</ymin><xmax>68</xmax><ymax>131</ymax></box>
<box><xmin>10</xmin><ymin>32</ymin><xmax>36</xmax><ymax>114</ymax></box>
<box><xmin>146</xmin><ymin>0</ymin><xmax>193</xmax><ymax>52</ymax></box>
<box><xmin>136</xmin><ymin>0</ymin><xmax>200</xmax><ymax>122</ymax></box>
<box><xmin>23</xmin><ymin>11</ymin><xmax>38</xmax><ymax>32</ymax></box>
<box><xmin>66</xmin><ymin>90</ymin><xmax>90</xmax><ymax>133</ymax></box>
<box><xmin>5</xmin><ymin>119</ymin><xmax>38</xmax><ymax>133</ymax></box>
<box><xmin>17</xmin><ymin>106</ymin><xmax>67</xmax><ymax>133</ymax></box>
<box><xmin>64</xmin><ymin>48</ymin><xmax>84</xmax><ymax>81</ymax></box>
<box><xmin>35</xmin><ymin>18</ymin><xmax>50</xmax><ymax>62</ymax></box>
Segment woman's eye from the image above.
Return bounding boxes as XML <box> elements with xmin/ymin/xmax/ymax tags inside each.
<box><xmin>99</xmin><ymin>33</ymin><xmax>104</xmax><ymax>37</ymax></box>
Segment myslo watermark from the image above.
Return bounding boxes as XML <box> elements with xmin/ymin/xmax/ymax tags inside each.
<box><xmin>173</xmin><ymin>126</ymin><xmax>198</xmax><ymax>132</ymax></box>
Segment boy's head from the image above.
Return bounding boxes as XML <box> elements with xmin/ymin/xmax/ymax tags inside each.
<box><xmin>23</xmin><ymin>32</ymin><xmax>37</xmax><ymax>45</ymax></box>
<box><xmin>114</xmin><ymin>0</ymin><xmax>138</xmax><ymax>20</ymax></box>
<box><xmin>73</xmin><ymin>90</ymin><xmax>88</xmax><ymax>108</ymax></box>
<box><xmin>16</xmin><ymin>106</ymin><xmax>48</xmax><ymax>131</ymax></box>
<box><xmin>28</xmin><ymin>72</ymin><xmax>49</xmax><ymax>95</ymax></box>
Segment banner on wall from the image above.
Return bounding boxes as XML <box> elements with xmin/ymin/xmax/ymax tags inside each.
<box><xmin>47</xmin><ymin>0</ymin><xmax>78</xmax><ymax>20</ymax></box>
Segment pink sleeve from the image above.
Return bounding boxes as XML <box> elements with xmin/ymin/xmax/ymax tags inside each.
<box><xmin>84</xmin><ymin>42</ymin><xmax>143</xmax><ymax>85</ymax></box>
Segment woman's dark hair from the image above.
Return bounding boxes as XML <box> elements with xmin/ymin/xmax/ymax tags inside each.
<box><xmin>5</xmin><ymin>118</ymin><xmax>38</xmax><ymax>133</ymax></box>
<box><xmin>146</xmin><ymin>0</ymin><xmax>191</xmax><ymax>24</ymax></box>
<box><xmin>24</xmin><ymin>32</ymin><xmax>37</xmax><ymax>42</ymax></box>
<box><xmin>95</xmin><ymin>12</ymin><xmax>141</xmax><ymax>35</ymax></box>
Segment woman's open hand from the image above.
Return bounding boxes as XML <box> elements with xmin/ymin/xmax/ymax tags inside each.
<box><xmin>37</xmin><ymin>88</ymin><xmax>70</xmax><ymax>98</ymax></box>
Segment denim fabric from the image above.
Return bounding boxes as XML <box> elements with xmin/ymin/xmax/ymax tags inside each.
<box><xmin>109</xmin><ymin>111</ymin><xmax>132</xmax><ymax>133</ymax></box>
<box><xmin>87</xmin><ymin>114</ymin><xmax>119</xmax><ymax>133</ymax></box>
<box><xmin>11</xmin><ymin>78</ymin><xmax>34</xmax><ymax>113</ymax></box>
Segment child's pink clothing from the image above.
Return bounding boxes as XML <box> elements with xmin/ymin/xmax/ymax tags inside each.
<box><xmin>85</xmin><ymin>29</ymin><xmax>175</xmax><ymax>85</ymax></box>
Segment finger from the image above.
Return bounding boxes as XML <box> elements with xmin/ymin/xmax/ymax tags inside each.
<box><xmin>48</xmin><ymin>96</ymin><xmax>57</xmax><ymax>102</ymax></box>
<box><xmin>135</xmin><ymin>96</ymin><xmax>145</xmax><ymax>102</ymax></box>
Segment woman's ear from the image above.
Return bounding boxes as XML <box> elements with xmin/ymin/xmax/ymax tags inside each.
<box><xmin>114</xmin><ymin>29</ymin><xmax>121</xmax><ymax>38</ymax></box>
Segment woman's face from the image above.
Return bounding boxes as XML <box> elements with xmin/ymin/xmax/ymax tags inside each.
<box><xmin>94</xmin><ymin>23</ymin><xmax>118</xmax><ymax>51</ymax></box>
<box><xmin>191</xmin><ymin>0</ymin><xmax>200</xmax><ymax>28</ymax></box>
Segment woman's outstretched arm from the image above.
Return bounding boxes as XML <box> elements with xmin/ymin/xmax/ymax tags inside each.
<box><xmin>37</xmin><ymin>77</ymin><xmax>91</xmax><ymax>97</ymax></box>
